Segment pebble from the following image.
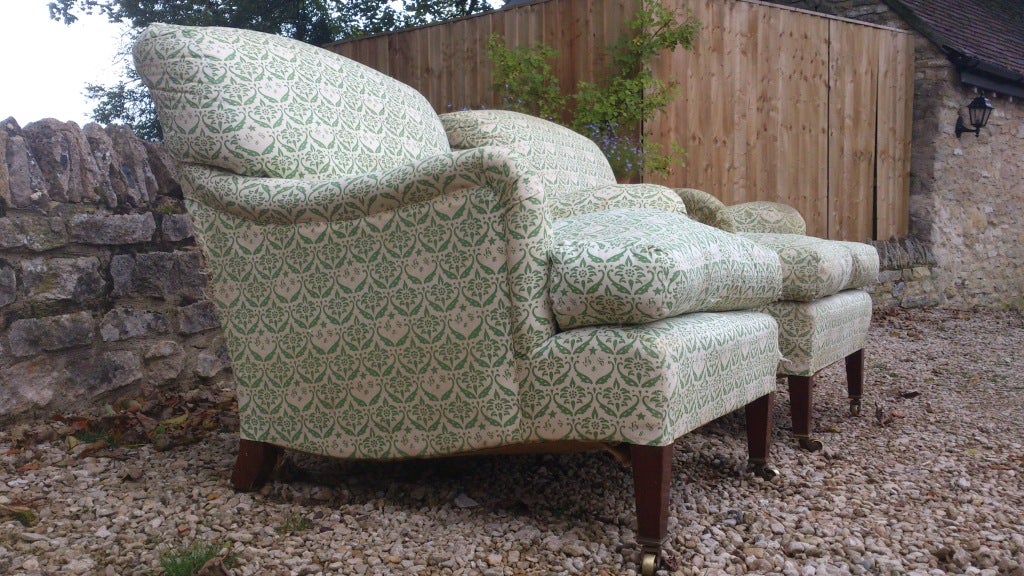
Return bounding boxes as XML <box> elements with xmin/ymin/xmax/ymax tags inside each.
<box><xmin>0</xmin><ymin>308</ymin><xmax>1021</xmax><ymax>574</ymax></box>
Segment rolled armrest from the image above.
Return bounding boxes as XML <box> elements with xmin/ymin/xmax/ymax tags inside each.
<box><xmin>178</xmin><ymin>146</ymin><xmax>521</xmax><ymax>225</ymax></box>
<box><xmin>439</xmin><ymin>110</ymin><xmax>617</xmax><ymax>191</ymax></box>
<box><xmin>724</xmin><ymin>201</ymin><xmax>807</xmax><ymax>235</ymax></box>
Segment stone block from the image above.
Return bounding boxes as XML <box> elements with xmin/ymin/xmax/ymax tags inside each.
<box><xmin>0</xmin><ymin>357</ymin><xmax>64</xmax><ymax>417</ymax></box>
<box><xmin>0</xmin><ymin>216</ymin><xmax>68</xmax><ymax>251</ymax></box>
<box><xmin>23</xmin><ymin>119</ymin><xmax>103</xmax><ymax>204</ymax></box>
<box><xmin>21</xmin><ymin>256</ymin><xmax>104</xmax><ymax>303</ymax></box>
<box><xmin>144</xmin><ymin>340</ymin><xmax>186</xmax><ymax>382</ymax></box>
<box><xmin>195</xmin><ymin>343</ymin><xmax>231</xmax><ymax>378</ymax></box>
<box><xmin>0</xmin><ymin>264</ymin><xmax>15</xmax><ymax>307</ymax></box>
<box><xmin>100</xmin><ymin>307</ymin><xmax>169</xmax><ymax>342</ymax></box>
<box><xmin>111</xmin><ymin>251</ymin><xmax>207</xmax><ymax>300</ymax></box>
<box><xmin>70</xmin><ymin>213</ymin><xmax>156</xmax><ymax>245</ymax></box>
<box><xmin>7</xmin><ymin>311</ymin><xmax>96</xmax><ymax>357</ymax></box>
<box><xmin>68</xmin><ymin>350</ymin><xmax>144</xmax><ymax>398</ymax></box>
<box><xmin>161</xmin><ymin>213</ymin><xmax>194</xmax><ymax>242</ymax></box>
<box><xmin>178</xmin><ymin>301</ymin><xmax>220</xmax><ymax>335</ymax></box>
<box><xmin>1</xmin><ymin>121</ymin><xmax>48</xmax><ymax>209</ymax></box>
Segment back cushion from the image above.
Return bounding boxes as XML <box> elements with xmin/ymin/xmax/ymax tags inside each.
<box><xmin>133</xmin><ymin>23</ymin><xmax>450</xmax><ymax>179</ymax></box>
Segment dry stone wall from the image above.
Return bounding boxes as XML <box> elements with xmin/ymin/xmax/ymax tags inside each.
<box><xmin>0</xmin><ymin>117</ymin><xmax>230</xmax><ymax>424</ymax></box>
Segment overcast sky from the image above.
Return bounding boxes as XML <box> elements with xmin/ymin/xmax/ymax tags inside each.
<box><xmin>0</xmin><ymin>1</ymin><xmax>127</xmax><ymax>126</ymax></box>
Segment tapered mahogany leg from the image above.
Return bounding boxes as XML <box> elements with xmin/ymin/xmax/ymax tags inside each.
<box><xmin>846</xmin><ymin>349</ymin><xmax>865</xmax><ymax>416</ymax></box>
<box><xmin>788</xmin><ymin>375</ymin><xmax>823</xmax><ymax>451</ymax></box>
<box><xmin>745</xmin><ymin>389</ymin><xmax>774</xmax><ymax>467</ymax></box>
<box><xmin>631</xmin><ymin>444</ymin><xmax>673</xmax><ymax>574</ymax></box>
<box><xmin>231</xmin><ymin>439</ymin><xmax>281</xmax><ymax>491</ymax></box>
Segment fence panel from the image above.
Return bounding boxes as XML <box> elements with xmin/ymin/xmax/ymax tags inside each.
<box><xmin>325</xmin><ymin>0</ymin><xmax>913</xmax><ymax>241</ymax></box>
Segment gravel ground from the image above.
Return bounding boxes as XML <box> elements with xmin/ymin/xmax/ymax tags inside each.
<box><xmin>2</xmin><ymin>307</ymin><xmax>1023</xmax><ymax>576</ymax></box>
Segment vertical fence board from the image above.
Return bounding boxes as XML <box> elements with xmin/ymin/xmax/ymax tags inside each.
<box><xmin>828</xmin><ymin>21</ymin><xmax>878</xmax><ymax>241</ymax></box>
<box><xmin>875</xmin><ymin>32</ymin><xmax>913</xmax><ymax>239</ymax></box>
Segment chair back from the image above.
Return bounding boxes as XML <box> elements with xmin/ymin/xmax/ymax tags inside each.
<box><xmin>133</xmin><ymin>23</ymin><xmax>450</xmax><ymax>179</ymax></box>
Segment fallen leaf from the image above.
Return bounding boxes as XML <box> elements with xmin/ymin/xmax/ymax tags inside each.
<box><xmin>161</xmin><ymin>412</ymin><xmax>190</xmax><ymax>427</ymax></box>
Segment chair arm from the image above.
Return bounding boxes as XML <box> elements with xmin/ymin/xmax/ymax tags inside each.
<box><xmin>177</xmin><ymin>147</ymin><xmax>526</xmax><ymax>225</ymax></box>
<box><xmin>723</xmin><ymin>201</ymin><xmax>807</xmax><ymax>235</ymax></box>
<box><xmin>439</xmin><ymin>110</ymin><xmax>617</xmax><ymax>190</ymax></box>
<box><xmin>673</xmin><ymin>188</ymin><xmax>737</xmax><ymax>232</ymax></box>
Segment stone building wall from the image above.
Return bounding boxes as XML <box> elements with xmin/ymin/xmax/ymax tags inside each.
<box><xmin>765</xmin><ymin>0</ymin><xmax>1024</xmax><ymax>310</ymax></box>
<box><xmin>0</xmin><ymin>117</ymin><xmax>229</xmax><ymax>423</ymax></box>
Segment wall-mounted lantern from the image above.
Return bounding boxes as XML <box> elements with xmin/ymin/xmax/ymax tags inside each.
<box><xmin>955</xmin><ymin>95</ymin><xmax>994</xmax><ymax>138</ymax></box>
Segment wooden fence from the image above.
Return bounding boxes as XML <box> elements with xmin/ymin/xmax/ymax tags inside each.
<box><xmin>326</xmin><ymin>0</ymin><xmax>914</xmax><ymax>241</ymax></box>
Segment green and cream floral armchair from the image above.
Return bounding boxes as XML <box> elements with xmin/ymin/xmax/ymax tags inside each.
<box><xmin>677</xmin><ymin>189</ymin><xmax>879</xmax><ymax>451</ymax></box>
<box><xmin>134</xmin><ymin>23</ymin><xmax>788</xmax><ymax>573</ymax></box>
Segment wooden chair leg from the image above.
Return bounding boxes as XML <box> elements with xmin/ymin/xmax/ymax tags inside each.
<box><xmin>788</xmin><ymin>375</ymin><xmax>823</xmax><ymax>451</ymax></box>
<box><xmin>631</xmin><ymin>444</ymin><xmax>673</xmax><ymax>575</ymax></box>
<box><xmin>231</xmin><ymin>439</ymin><xmax>281</xmax><ymax>491</ymax></box>
<box><xmin>846</xmin><ymin>349</ymin><xmax>865</xmax><ymax>416</ymax></box>
<box><xmin>745</xmin><ymin>393</ymin><xmax>779</xmax><ymax>480</ymax></box>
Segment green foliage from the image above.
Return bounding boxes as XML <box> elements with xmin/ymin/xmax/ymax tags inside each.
<box><xmin>278</xmin><ymin>512</ymin><xmax>314</xmax><ymax>534</ymax></box>
<box><xmin>49</xmin><ymin>0</ymin><xmax>499</xmax><ymax>140</ymax></box>
<box><xmin>485</xmin><ymin>35</ymin><xmax>565</xmax><ymax>120</ymax></box>
<box><xmin>159</xmin><ymin>541</ymin><xmax>225</xmax><ymax>576</ymax></box>
<box><xmin>487</xmin><ymin>0</ymin><xmax>701</xmax><ymax>181</ymax></box>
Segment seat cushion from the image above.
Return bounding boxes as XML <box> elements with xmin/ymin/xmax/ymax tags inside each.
<box><xmin>741</xmin><ymin>233</ymin><xmax>854</xmax><ymax>301</ymax></box>
<box><xmin>761</xmin><ymin>290</ymin><xmax>872</xmax><ymax>376</ymax></box>
<box><xmin>550</xmin><ymin>209</ymin><xmax>782</xmax><ymax>330</ymax></box>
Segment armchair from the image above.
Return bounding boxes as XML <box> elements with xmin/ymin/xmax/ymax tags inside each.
<box><xmin>677</xmin><ymin>189</ymin><xmax>880</xmax><ymax>451</ymax></box>
<box><xmin>134</xmin><ymin>24</ymin><xmax>786</xmax><ymax>573</ymax></box>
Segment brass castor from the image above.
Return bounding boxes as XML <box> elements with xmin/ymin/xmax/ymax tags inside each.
<box><xmin>749</xmin><ymin>460</ymin><xmax>780</xmax><ymax>481</ymax></box>
<box><xmin>640</xmin><ymin>552</ymin><xmax>658</xmax><ymax>576</ymax></box>
<box><xmin>761</xmin><ymin>461</ymin><xmax>782</xmax><ymax>479</ymax></box>
<box><xmin>798</xmin><ymin>436</ymin><xmax>824</xmax><ymax>452</ymax></box>
<box><xmin>850</xmin><ymin>397</ymin><xmax>862</xmax><ymax>417</ymax></box>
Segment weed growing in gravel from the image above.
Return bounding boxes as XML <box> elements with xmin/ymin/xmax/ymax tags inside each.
<box><xmin>278</xmin><ymin>512</ymin><xmax>314</xmax><ymax>534</ymax></box>
<box><xmin>159</xmin><ymin>541</ymin><xmax>231</xmax><ymax>576</ymax></box>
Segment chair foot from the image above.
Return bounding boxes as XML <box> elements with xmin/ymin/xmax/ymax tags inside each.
<box><xmin>749</xmin><ymin>460</ymin><xmax>781</xmax><ymax>481</ymax></box>
<box><xmin>850</xmin><ymin>397</ymin><xmax>862</xmax><ymax>416</ymax></box>
<box><xmin>797</xmin><ymin>436</ymin><xmax>824</xmax><ymax>452</ymax></box>
<box><xmin>231</xmin><ymin>439</ymin><xmax>281</xmax><ymax>491</ymax></box>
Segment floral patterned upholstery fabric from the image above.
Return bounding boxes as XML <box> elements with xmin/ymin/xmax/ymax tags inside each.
<box><xmin>519</xmin><ymin>312</ymin><xmax>781</xmax><ymax>445</ymax></box>
<box><xmin>726</xmin><ymin>201</ymin><xmax>807</xmax><ymax>235</ymax></box>
<box><xmin>673</xmin><ymin>187</ymin><xmax>737</xmax><ymax>233</ymax></box>
<box><xmin>134</xmin><ymin>23</ymin><xmax>450</xmax><ymax>179</ymax></box>
<box><xmin>761</xmin><ymin>290</ymin><xmax>872</xmax><ymax>376</ymax></box>
<box><xmin>550</xmin><ymin>209</ymin><xmax>782</xmax><ymax>329</ymax></box>
<box><xmin>134</xmin><ymin>23</ymin><xmax>782</xmax><ymax>461</ymax></box>
<box><xmin>440</xmin><ymin>110</ymin><xmax>615</xmax><ymax>190</ymax></box>
<box><xmin>183</xmin><ymin>147</ymin><xmax>554</xmax><ymax>459</ymax></box>
<box><xmin>836</xmin><ymin>241</ymin><xmax>880</xmax><ymax>289</ymax></box>
<box><xmin>741</xmin><ymin>233</ymin><xmax>854</xmax><ymax>301</ymax></box>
